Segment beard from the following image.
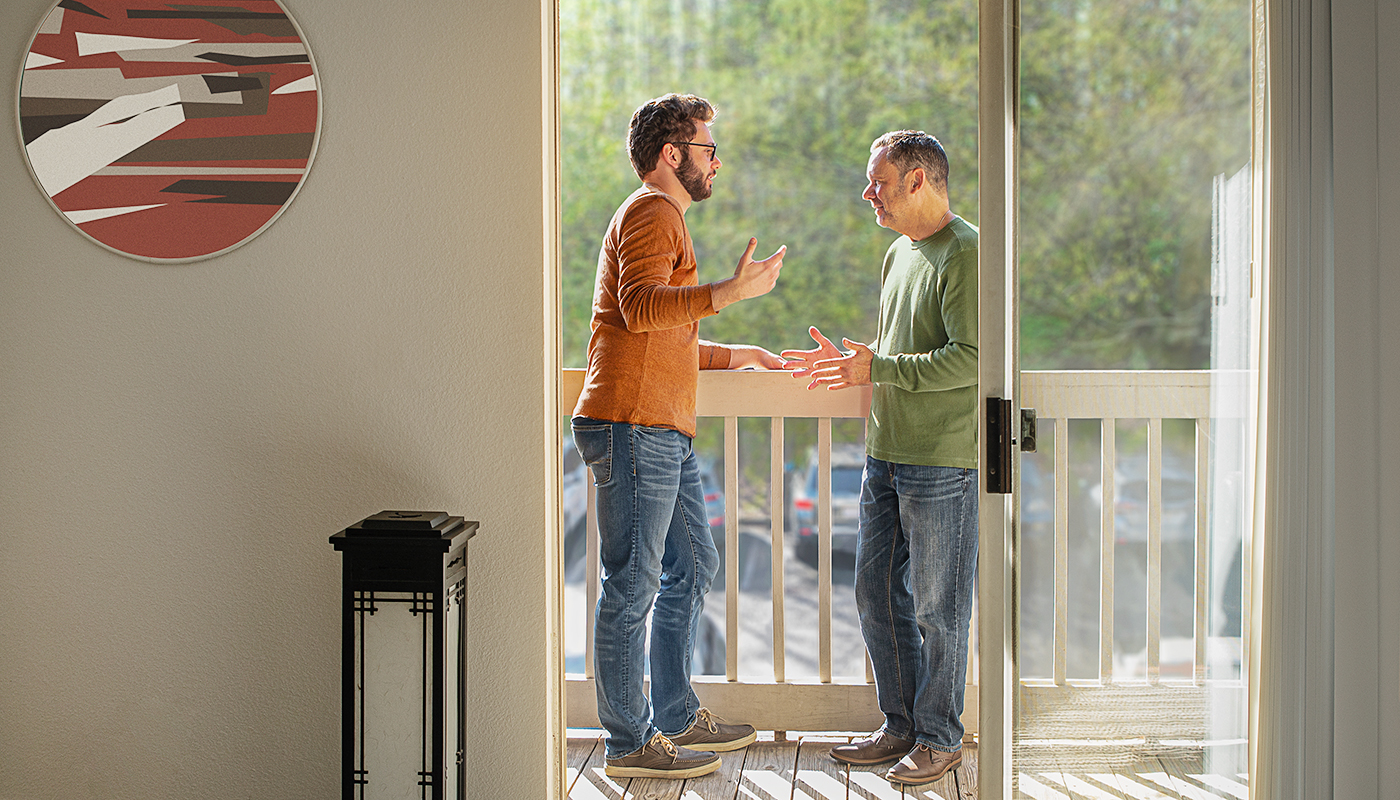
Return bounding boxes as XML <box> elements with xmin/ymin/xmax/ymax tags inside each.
<box><xmin>677</xmin><ymin>148</ymin><xmax>713</xmax><ymax>202</ymax></box>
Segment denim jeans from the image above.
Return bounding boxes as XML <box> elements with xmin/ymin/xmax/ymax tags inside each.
<box><xmin>570</xmin><ymin>417</ymin><xmax>719</xmax><ymax>758</ymax></box>
<box><xmin>855</xmin><ymin>457</ymin><xmax>979</xmax><ymax>752</ymax></box>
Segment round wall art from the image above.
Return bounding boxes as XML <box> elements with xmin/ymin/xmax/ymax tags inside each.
<box><xmin>17</xmin><ymin>0</ymin><xmax>320</xmax><ymax>263</ymax></box>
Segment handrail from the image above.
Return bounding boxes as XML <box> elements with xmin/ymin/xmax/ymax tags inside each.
<box><xmin>561</xmin><ymin>366</ymin><xmax>871</xmax><ymax>419</ymax></box>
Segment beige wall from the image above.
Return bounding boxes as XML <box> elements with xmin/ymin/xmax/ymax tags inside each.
<box><xmin>0</xmin><ymin>1</ymin><xmax>558</xmax><ymax>797</ymax></box>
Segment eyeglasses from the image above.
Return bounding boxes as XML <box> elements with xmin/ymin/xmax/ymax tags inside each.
<box><xmin>670</xmin><ymin>141</ymin><xmax>718</xmax><ymax>162</ymax></box>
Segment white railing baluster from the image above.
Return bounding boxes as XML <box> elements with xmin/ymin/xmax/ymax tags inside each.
<box><xmin>1100</xmin><ymin>419</ymin><xmax>1117</xmax><ymax>684</ymax></box>
<box><xmin>967</xmin><ymin>587</ymin><xmax>978</xmax><ymax>692</ymax></box>
<box><xmin>1147</xmin><ymin>418</ymin><xmax>1163</xmax><ymax>683</ymax></box>
<box><xmin>725</xmin><ymin>415</ymin><xmax>740</xmax><ymax>682</ymax></box>
<box><xmin>1054</xmin><ymin>417</ymin><xmax>1070</xmax><ymax>686</ymax></box>
<box><xmin>817</xmin><ymin>418</ymin><xmax>833</xmax><ymax>684</ymax></box>
<box><xmin>1194</xmin><ymin>417</ymin><xmax>1210</xmax><ymax>682</ymax></box>
<box><xmin>865</xmin><ymin>416</ymin><xmax>875</xmax><ymax>687</ymax></box>
<box><xmin>585</xmin><ymin>480</ymin><xmax>598</xmax><ymax>680</ymax></box>
<box><xmin>770</xmin><ymin>417</ymin><xmax>786</xmax><ymax>684</ymax></box>
<box><xmin>1242</xmin><ymin>415</ymin><xmax>1254</xmax><ymax>685</ymax></box>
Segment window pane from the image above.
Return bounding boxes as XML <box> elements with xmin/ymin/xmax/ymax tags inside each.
<box><xmin>1015</xmin><ymin>0</ymin><xmax>1254</xmax><ymax>787</ymax></box>
<box><xmin>1019</xmin><ymin>0</ymin><xmax>1252</xmax><ymax>370</ymax></box>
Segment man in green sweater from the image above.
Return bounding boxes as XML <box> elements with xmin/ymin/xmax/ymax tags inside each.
<box><xmin>783</xmin><ymin>130</ymin><xmax>978</xmax><ymax>786</ymax></box>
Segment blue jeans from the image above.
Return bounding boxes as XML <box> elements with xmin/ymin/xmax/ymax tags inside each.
<box><xmin>855</xmin><ymin>457</ymin><xmax>979</xmax><ymax>752</ymax></box>
<box><xmin>571</xmin><ymin>417</ymin><xmax>719</xmax><ymax>758</ymax></box>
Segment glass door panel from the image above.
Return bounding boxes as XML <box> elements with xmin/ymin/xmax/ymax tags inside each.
<box><xmin>1012</xmin><ymin>0</ymin><xmax>1256</xmax><ymax>794</ymax></box>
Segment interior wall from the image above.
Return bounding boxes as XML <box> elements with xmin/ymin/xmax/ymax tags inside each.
<box><xmin>0</xmin><ymin>1</ymin><xmax>557</xmax><ymax>798</ymax></box>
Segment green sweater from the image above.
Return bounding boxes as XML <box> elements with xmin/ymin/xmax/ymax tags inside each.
<box><xmin>866</xmin><ymin>216</ymin><xmax>979</xmax><ymax>469</ymax></box>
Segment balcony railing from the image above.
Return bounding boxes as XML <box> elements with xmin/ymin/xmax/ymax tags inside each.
<box><xmin>560</xmin><ymin>368</ymin><xmax>1252</xmax><ymax>738</ymax></box>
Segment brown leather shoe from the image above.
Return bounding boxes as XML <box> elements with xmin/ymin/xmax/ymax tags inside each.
<box><xmin>829</xmin><ymin>729</ymin><xmax>916</xmax><ymax>765</ymax></box>
<box><xmin>668</xmin><ymin>708</ymin><xmax>758</xmax><ymax>752</ymax></box>
<box><xmin>885</xmin><ymin>744</ymin><xmax>962</xmax><ymax>785</ymax></box>
<box><xmin>604</xmin><ymin>733</ymin><xmax>721</xmax><ymax>779</ymax></box>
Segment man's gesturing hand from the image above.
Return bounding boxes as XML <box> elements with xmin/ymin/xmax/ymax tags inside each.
<box><xmin>712</xmin><ymin>238</ymin><xmax>785</xmax><ymax>311</ymax></box>
<box><xmin>781</xmin><ymin>326</ymin><xmax>843</xmax><ymax>375</ymax></box>
<box><xmin>782</xmin><ymin>326</ymin><xmax>874</xmax><ymax>390</ymax></box>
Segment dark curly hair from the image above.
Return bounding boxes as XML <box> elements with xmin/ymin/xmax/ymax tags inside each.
<box><xmin>871</xmin><ymin>130</ymin><xmax>949</xmax><ymax>194</ymax></box>
<box><xmin>627</xmin><ymin>93</ymin><xmax>716</xmax><ymax>179</ymax></box>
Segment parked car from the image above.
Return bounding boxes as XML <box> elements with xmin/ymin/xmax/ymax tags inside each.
<box><xmin>698</xmin><ymin>460</ymin><xmax>725</xmax><ymax>536</ymax></box>
<box><xmin>790</xmin><ymin>444</ymin><xmax>866</xmax><ymax>568</ymax></box>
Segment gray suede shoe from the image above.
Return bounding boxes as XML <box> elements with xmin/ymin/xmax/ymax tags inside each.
<box><xmin>668</xmin><ymin>708</ymin><xmax>758</xmax><ymax>752</ymax></box>
<box><xmin>604</xmin><ymin>733</ymin><xmax>721</xmax><ymax>779</ymax></box>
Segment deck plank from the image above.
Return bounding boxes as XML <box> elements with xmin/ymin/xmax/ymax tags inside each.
<box><xmin>1104</xmin><ymin>766</ymin><xmax>1174</xmax><ymax>800</ymax></box>
<box><xmin>1186</xmin><ymin>772</ymin><xmax>1248</xmax><ymax>800</ymax></box>
<box><xmin>792</xmin><ymin>735</ymin><xmax>851</xmax><ymax>800</ymax></box>
<box><xmin>845</xmin><ymin>744</ymin><xmax>907</xmax><ymax>800</ymax></box>
<box><xmin>1155</xmin><ymin>756</ymin><xmax>1236</xmax><ymax>800</ymax></box>
<box><xmin>735</xmin><ymin>739</ymin><xmax>800</xmax><ymax>800</ymax></box>
<box><xmin>624</xmin><ymin>773</ymin><xmax>684</xmax><ymax>800</ymax></box>
<box><xmin>953</xmin><ymin>746</ymin><xmax>978</xmax><ymax>800</ymax></box>
<box><xmin>670</xmin><ymin>739</ymin><xmax>751</xmax><ymax>800</ymax></box>
<box><xmin>1054</xmin><ymin>773</ymin><xmax>1127</xmax><ymax>800</ymax></box>
<box><xmin>568</xmin><ymin>734</ymin><xmax>604</xmax><ymax>795</ymax></box>
<box><xmin>1016</xmin><ymin>771</ymin><xmax>1072</xmax><ymax>800</ymax></box>
<box><xmin>1078</xmin><ymin>772</ymin><xmax>1130</xmax><ymax>799</ymax></box>
<box><xmin>570</xmin><ymin>764</ymin><xmax>630</xmax><ymax>799</ymax></box>
<box><xmin>568</xmin><ymin>735</ymin><xmax>629</xmax><ymax>800</ymax></box>
<box><xmin>1017</xmin><ymin>749</ymin><xmax>1078</xmax><ymax>800</ymax></box>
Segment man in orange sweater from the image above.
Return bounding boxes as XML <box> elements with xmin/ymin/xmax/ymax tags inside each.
<box><xmin>571</xmin><ymin>93</ymin><xmax>785</xmax><ymax>779</ymax></box>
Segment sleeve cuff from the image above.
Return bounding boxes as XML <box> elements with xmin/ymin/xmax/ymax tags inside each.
<box><xmin>869</xmin><ymin>354</ymin><xmax>894</xmax><ymax>384</ymax></box>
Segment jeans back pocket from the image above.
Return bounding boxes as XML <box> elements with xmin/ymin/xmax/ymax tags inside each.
<box><xmin>570</xmin><ymin>418</ymin><xmax>613</xmax><ymax>486</ymax></box>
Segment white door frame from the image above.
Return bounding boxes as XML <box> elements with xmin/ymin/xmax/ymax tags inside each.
<box><xmin>977</xmin><ymin>0</ymin><xmax>1019</xmax><ymax>794</ymax></box>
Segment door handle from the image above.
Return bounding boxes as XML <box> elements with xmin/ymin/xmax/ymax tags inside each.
<box><xmin>986</xmin><ymin>397</ymin><xmax>1013</xmax><ymax>494</ymax></box>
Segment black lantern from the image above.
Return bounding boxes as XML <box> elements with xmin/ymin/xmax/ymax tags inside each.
<box><xmin>330</xmin><ymin>511</ymin><xmax>478</xmax><ymax>800</ymax></box>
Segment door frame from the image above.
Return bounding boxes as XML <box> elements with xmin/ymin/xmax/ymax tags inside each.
<box><xmin>977</xmin><ymin>0</ymin><xmax>1019</xmax><ymax>795</ymax></box>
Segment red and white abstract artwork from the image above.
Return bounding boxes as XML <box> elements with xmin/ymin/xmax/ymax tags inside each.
<box><xmin>18</xmin><ymin>0</ymin><xmax>319</xmax><ymax>262</ymax></box>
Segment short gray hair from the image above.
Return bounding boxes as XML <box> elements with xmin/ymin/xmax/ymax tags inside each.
<box><xmin>871</xmin><ymin>130</ymin><xmax>948</xmax><ymax>194</ymax></box>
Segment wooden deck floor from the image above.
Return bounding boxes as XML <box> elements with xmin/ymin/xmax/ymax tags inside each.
<box><xmin>566</xmin><ymin>734</ymin><xmax>1252</xmax><ymax>800</ymax></box>
<box><xmin>567</xmin><ymin>732</ymin><xmax>975</xmax><ymax>800</ymax></box>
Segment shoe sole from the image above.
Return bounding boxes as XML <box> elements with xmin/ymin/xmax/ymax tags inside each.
<box><xmin>672</xmin><ymin>730</ymin><xmax>757</xmax><ymax>752</ymax></box>
<box><xmin>604</xmin><ymin>756</ymin><xmax>722</xmax><ymax>779</ymax></box>
<box><xmin>885</xmin><ymin>754</ymin><xmax>962</xmax><ymax>785</ymax></box>
<box><xmin>829</xmin><ymin>748</ymin><xmax>912</xmax><ymax>766</ymax></box>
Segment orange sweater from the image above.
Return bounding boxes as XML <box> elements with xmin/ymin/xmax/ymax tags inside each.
<box><xmin>573</xmin><ymin>187</ymin><xmax>732</xmax><ymax>438</ymax></box>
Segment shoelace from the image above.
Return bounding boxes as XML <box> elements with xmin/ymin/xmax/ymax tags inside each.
<box><xmin>651</xmin><ymin>733</ymin><xmax>679</xmax><ymax>760</ymax></box>
<box><xmin>695</xmin><ymin>708</ymin><xmax>725</xmax><ymax>733</ymax></box>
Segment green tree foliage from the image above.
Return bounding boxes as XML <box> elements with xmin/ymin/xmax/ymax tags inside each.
<box><xmin>561</xmin><ymin>0</ymin><xmax>1251</xmax><ymax>371</ymax></box>
<box><xmin>1019</xmin><ymin>0</ymin><xmax>1253</xmax><ymax>368</ymax></box>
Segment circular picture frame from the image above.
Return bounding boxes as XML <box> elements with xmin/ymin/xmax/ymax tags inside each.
<box><xmin>16</xmin><ymin>0</ymin><xmax>321</xmax><ymax>263</ymax></box>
